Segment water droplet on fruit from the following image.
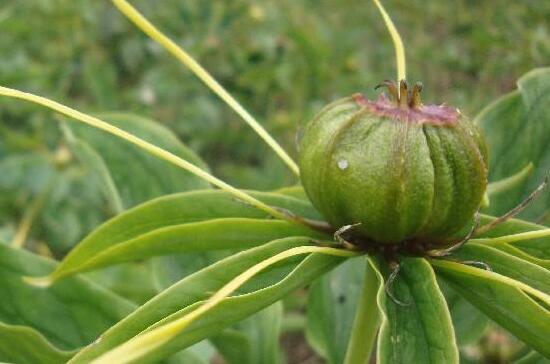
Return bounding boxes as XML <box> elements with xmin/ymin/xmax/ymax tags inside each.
<box><xmin>337</xmin><ymin>159</ymin><xmax>349</xmax><ymax>170</ymax></box>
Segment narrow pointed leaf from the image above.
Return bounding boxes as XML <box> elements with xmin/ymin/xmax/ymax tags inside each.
<box><xmin>33</xmin><ymin>190</ymin><xmax>324</xmax><ymax>283</ymax></box>
<box><xmin>372</xmin><ymin>257</ymin><xmax>459</xmax><ymax>364</ymax></box>
<box><xmin>50</xmin><ymin>218</ymin><xmax>326</xmax><ymax>280</ymax></box>
<box><xmin>69</xmin><ymin>237</ymin><xmax>347</xmax><ymax>363</ymax></box>
<box><xmin>476</xmin><ymin>215</ymin><xmax>550</xmax><ymax>268</ymax></box>
<box><xmin>452</xmin><ymin>243</ymin><xmax>550</xmax><ymax>294</ymax></box>
<box><xmin>433</xmin><ymin>261</ymin><xmax>550</xmax><ymax>358</ymax></box>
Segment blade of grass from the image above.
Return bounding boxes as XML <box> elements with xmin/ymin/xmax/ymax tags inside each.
<box><xmin>111</xmin><ymin>0</ymin><xmax>299</xmax><ymax>176</ymax></box>
<box><xmin>91</xmin><ymin>246</ymin><xmax>360</xmax><ymax>364</ymax></box>
<box><xmin>372</xmin><ymin>0</ymin><xmax>406</xmax><ymax>83</ymax></box>
<box><xmin>0</xmin><ymin>86</ymin><xmax>289</xmax><ymax>223</ymax></box>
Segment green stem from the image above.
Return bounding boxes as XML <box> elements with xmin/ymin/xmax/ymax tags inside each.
<box><xmin>343</xmin><ymin>260</ymin><xmax>381</xmax><ymax>364</ymax></box>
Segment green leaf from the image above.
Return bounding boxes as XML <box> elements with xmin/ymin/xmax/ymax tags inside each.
<box><xmin>274</xmin><ymin>185</ymin><xmax>309</xmax><ymax>200</ymax></box>
<box><xmin>453</xmin><ymin>243</ymin><xmax>550</xmax><ymax>295</ymax></box>
<box><xmin>438</xmin><ymin>281</ymin><xmax>488</xmax><ymax>346</ymax></box>
<box><xmin>68</xmin><ymin>237</ymin><xmax>346</xmax><ymax>363</ymax></box>
<box><xmin>487</xmin><ymin>162</ymin><xmax>534</xmax><ymax>196</ymax></box>
<box><xmin>476</xmin><ymin>67</ymin><xmax>550</xmax><ymax>223</ymax></box>
<box><xmin>85</xmin><ymin>263</ymin><xmax>160</xmax><ymax>304</ymax></box>
<box><xmin>62</xmin><ymin>124</ymin><xmax>124</xmax><ymax>214</ymax></box>
<box><xmin>433</xmin><ymin>260</ymin><xmax>550</xmax><ymax>358</ymax></box>
<box><xmin>207</xmin><ymin>304</ymin><xmax>285</xmax><ymax>364</ymax></box>
<box><xmin>475</xmin><ymin>215</ymin><xmax>550</xmax><ymax>268</ymax></box>
<box><xmin>514</xmin><ymin>350</ymin><xmax>550</xmax><ymax>364</ymax></box>
<box><xmin>210</xmin><ymin>330</ymin><xmax>251</xmax><ymax>364</ymax></box>
<box><xmin>68</xmin><ymin>112</ymin><xmax>211</xmax><ymax>208</ymax></box>
<box><xmin>64</xmin><ymin>113</ymin><xmax>214</xmax><ymax>303</ymax></box>
<box><xmin>36</xmin><ymin>190</ymin><xmax>324</xmax><ymax>283</ymax></box>
<box><xmin>0</xmin><ymin>323</ymin><xmax>74</xmax><ymax>364</ymax></box>
<box><xmin>48</xmin><ymin>218</ymin><xmax>325</xmax><ymax>282</ymax></box>
<box><xmin>0</xmin><ymin>243</ymin><xmax>134</xmax><ymax>359</ymax></box>
<box><xmin>306</xmin><ymin>257</ymin><xmax>366</xmax><ymax>364</ymax></box>
<box><xmin>372</xmin><ymin>257</ymin><xmax>459</xmax><ymax>364</ymax></box>
<box><xmin>234</xmin><ymin>302</ymin><xmax>283</xmax><ymax>364</ymax></box>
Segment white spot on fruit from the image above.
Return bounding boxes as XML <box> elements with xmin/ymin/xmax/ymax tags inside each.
<box><xmin>337</xmin><ymin>159</ymin><xmax>349</xmax><ymax>170</ymax></box>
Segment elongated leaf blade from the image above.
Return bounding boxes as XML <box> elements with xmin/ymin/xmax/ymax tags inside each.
<box><xmin>69</xmin><ymin>237</ymin><xmax>346</xmax><ymax>363</ymax></box>
<box><xmin>35</xmin><ymin>190</ymin><xmax>324</xmax><ymax>283</ymax></box>
<box><xmin>453</xmin><ymin>243</ymin><xmax>550</xmax><ymax>294</ymax></box>
<box><xmin>372</xmin><ymin>257</ymin><xmax>459</xmax><ymax>364</ymax></box>
<box><xmin>434</xmin><ymin>261</ymin><xmax>550</xmax><ymax>358</ymax></box>
<box><xmin>51</xmin><ymin>218</ymin><xmax>326</xmax><ymax>280</ymax></box>
<box><xmin>475</xmin><ymin>215</ymin><xmax>550</xmax><ymax>268</ymax></box>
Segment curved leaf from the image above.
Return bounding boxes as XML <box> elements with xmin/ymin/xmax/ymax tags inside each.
<box><xmin>32</xmin><ymin>190</ymin><xmax>324</xmax><ymax>283</ymax></box>
<box><xmin>476</xmin><ymin>215</ymin><xmax>550</xmax><ymax>268</ymax></box>
<box><xmin>0</xmin><ymin>243</ymin><xmax>134</xmax><ymax>360</ymax></box>
<box><xmin>305</xmin><ymin>257</ymin><xmax>367</xmax><ymax>364</ymax></box>
<box><xmin>49</xmin><ymin>218</ymin><xmax>326</xmax><ymax>281</ymax></box>
<box><xmin>433</xmin><ymin>260</ymin><xmax>550</xmax><ymax>358</ymax></box>
<box><xmin>68</xmin><ymin>237</ymin><xmax>346</xmax><ymax>363</ymax></box>
<box><xmin>372</xmin><ymin>257</ymin><xmax>459</xmax><ymax>364</ymax></box>
<box><xmin>0</xmin><ymin>323</ymin><xmax>74</xmax><ymax>364</ymax></box>
<box><xmin>453</xmin><ymin>243</ymin><xmax>550</xmax><ymax>294</ymax></box>
<box><xmin>68</xmin><ymin>112</ymin><xmax>211</xmax><ymax>208</ymax></box>
<box><xmin>476</xmin><ymin>67</ymin><xmax>550</xmax><ymax>223</ymax></box>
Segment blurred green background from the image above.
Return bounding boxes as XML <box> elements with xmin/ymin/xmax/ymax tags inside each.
<box><xmin>0</xmin><ymin>0</ymin><xmax>549</xmax><ymax>250</ymax></box>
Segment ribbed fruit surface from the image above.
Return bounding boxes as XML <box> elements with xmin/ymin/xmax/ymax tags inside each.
<box><xmin>299</xmin><ymin>94</ymin><xmax>488</xmax><ymax>245</ymax></box>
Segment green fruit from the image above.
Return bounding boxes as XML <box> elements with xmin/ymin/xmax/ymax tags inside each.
<box><xmin>299</xmin><ymin>80</ymin><xmax>488</xmax><ymax>246</ymax></box>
